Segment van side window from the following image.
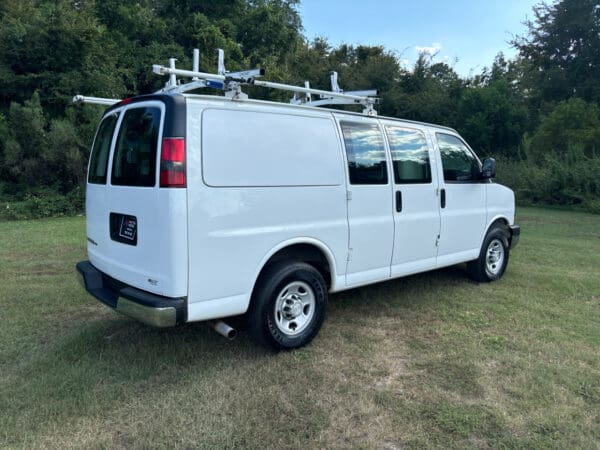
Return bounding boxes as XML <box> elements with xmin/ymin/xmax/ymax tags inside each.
<box><xmin>111</xmin><ymin>107</ymin><xmax>161</xmax><ymax>187</ymax></box>
<box><xmin>436</xmin><ymin>133</ymin><xmax>480</xmax><ymax>182</ymax></box>
<box><xmin>88</xmin><ymin>113</ymin><xmax>119</xmax><ymax>184</ymax></box>
<box><xmin>340</xmin><ymin>121</ymin><xmax>388</xmax><ymax>185</ymax></box>
<box><xmin>386</xmin><ymin>126</ymin><xmax>432</xmax><ymax>184</ymax></box>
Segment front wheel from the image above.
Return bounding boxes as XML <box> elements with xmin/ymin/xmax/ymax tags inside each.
<box><xmin>467</xmin><ymin>226</ymin><xmax>510</xmax><ymax>282</ymax></box>
<box><xmin>246</xmin><ymin>262</ymin><xmax>327</xmax><ymax>350</ymax></box>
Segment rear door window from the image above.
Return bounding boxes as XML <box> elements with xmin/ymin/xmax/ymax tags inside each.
<box><xmin>88</xmin><ymin>113</ymin><xmax>119</xmax><ymax>184</ymax></box>
<box><xmin>386</xmin><ymin>126</ymin><xmax>432</xmax><ymax>184</ymax></box>
<box><xmin>111</xmin><ymin>107</ymin><xmax>161</xmax><ymax>187</ymax></box>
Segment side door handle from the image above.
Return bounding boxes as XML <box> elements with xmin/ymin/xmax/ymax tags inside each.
<box><xmin>440</xmin><ymin>188</ymin><xmax>446</xmax><ymax>209</ymax></box>
<box><xmin>395</xmin><ymin>190</ymin><xmax>402</xmax><ymax>212</ymax></box>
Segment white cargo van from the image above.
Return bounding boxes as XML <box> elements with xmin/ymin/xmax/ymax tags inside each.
<box><xmin>76</xmin><ymin>77</ymin><xmax>519</xmax><ymax>349</ymax></box>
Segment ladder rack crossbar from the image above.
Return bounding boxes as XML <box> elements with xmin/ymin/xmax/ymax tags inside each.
<box><xmin>152</xmin><ymin>65</ymin><xmax>226</xmax><ymax>81</ymax></box>
<box><xmin>252</xmin><ymin>80</ymin><xmax>376</xmax><ymax>104</ymax></box>
<box><xmin>72</xmin><ymin>95</ymin><xmax>120</xmax><ymax>106</ymax></box>
<box><xmin>307</xmin><ymin>98</ymin><xmax>365</xmax><ymax>107</ymax></box>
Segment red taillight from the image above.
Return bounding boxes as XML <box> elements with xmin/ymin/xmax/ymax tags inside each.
<box><xmin>160</xmin><ymin>138</ymin><xmax>186</xmax><ymax>188</ymax></box>
<box><xmin>116</xmin><ymin>97</ymin><xmax>133</xmax><ymax>106</ymax></box>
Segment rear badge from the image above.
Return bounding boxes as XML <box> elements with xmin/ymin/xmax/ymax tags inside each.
<box><xmin>148</xmin><ymin>278</ymin><xmax>158</xmax><ymax>286</ymax></box>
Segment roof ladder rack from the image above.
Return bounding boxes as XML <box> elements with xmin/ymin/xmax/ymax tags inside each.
<box><xmin>301</xmin><ymin>71</ymin><xmax>379</xmax><ymax>115</ymax></box>
<box><xmin>152</xmin><ymin>48</ymin><xmax>379</xmax><ymax>115</ymax></box>
<box><xmin>73</xmin><ymin>48</ymin><xmax>380</xmax><ymax>115</ymax></box>
<box><xmin>153</xmin><ymin>48</ymin><xmax>264</xmax><ymax>100</ymax></box>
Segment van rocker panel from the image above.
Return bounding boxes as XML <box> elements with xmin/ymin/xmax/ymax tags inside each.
<box><xmin>76</xmin><ymin>260</ymin><xmax>186</xmax><ymax>327</ymax></box>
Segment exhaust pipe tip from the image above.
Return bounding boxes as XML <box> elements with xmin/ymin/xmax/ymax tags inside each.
<box><xmin>212</xmin><ymin>320</ymin><xmax>237</xmax><ymax>340</ymax></box>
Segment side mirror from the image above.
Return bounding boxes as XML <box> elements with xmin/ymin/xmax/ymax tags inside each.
<box><xmin>481</xmin><ymin>157</ymin><xmax>496</xmax><ymax>179</ymax></box>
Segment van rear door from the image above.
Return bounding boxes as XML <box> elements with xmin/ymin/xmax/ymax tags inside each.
<box><xmin>384</xmin><ymin>123</ymin><xmax>441</xmax><ymax>277</ymax></box>
<box><xmin>86</xmin><ymin>99</ymin><xmax>188</xmax><ymax>298</ymax></box>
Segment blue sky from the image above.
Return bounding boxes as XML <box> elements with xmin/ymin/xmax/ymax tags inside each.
<box><xmin>298</xmin><ymin>0</ymin><xmax>540</xmax><ymax>76</ymax></box>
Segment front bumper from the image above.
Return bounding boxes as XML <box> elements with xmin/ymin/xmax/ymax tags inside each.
<box><xmin>509</xmin><ymin>225</ymin><xmax>520</xmax><ymax>249</ymax></box>
<box><xmin>76</xmin><ymin>260</ymin><xmax>186</xmax><ymax>327</ymax></box>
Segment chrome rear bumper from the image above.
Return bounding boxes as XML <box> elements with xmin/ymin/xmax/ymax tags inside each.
<box><xmin>76</xmin><ymin>261</ymin><xmax>186</xmax><ymax>327</ymax></box>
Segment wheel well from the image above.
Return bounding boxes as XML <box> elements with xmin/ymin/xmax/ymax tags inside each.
<box><xmin>258</xmin><ymin>244</ymin><xmax>332</xmax><ymax>289</ymax></box>
<box><xmin>488</xmin><ymin>217</ymin><xmax>509</xmax><ymax>233</ymax></box>
<box><xmin>485</xmin><ymin>218</ymin><xmax>510</xmax><ymax>247</ymax></box>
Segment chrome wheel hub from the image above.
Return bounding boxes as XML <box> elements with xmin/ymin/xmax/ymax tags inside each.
<box><xmin>283</xmin><ymin>298</ymin><xmax>303</xmax><ymax>319</ymax></box>
<box><xmin>274</xmin><ymin>281</ymin><xmax>315</xmax><ymax>336</ymax></box>
<box><xmin>486</xmin><ymin>238</ymin><xmax>505</xmax><ymax>275</ymax></box>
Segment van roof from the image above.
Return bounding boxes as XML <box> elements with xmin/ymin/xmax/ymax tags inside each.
<box><xmin>105</xmin><ymin>92</ymin><xmax>458</xmax><ymax>134</ymax></box>
<box><xmin>182</xmin><ymin>93</ymin><xmax>458</xmax><ymax>134</ymax></box>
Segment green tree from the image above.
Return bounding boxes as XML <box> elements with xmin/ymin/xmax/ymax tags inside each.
<box><xmin>0</xmin><ymin>1</ymin><xmax>128</xmax><ymax>114</ymax></box>
<box><xmin>457</xmin><ymin>77</ymin><xmax>528</xmax><ymax>157</ymax></box>
<box><xmin>512</xmin><ymin>0</ymin><xmax>600</xmax><ymax>105</ymax></box>
<box><xmin>394</xmin><ymin>54</ymin><xmax>464</xmax><ymax>126</ymax></box>
<box><xmin>2</xmin><ymin>92</ymin><xmax>47</xmax><ymax>189</ymax></box>
<box><xmin>238</xmin><ymin>0</ymin><xmax>302</xmax><ymax>65</ymax></box>
<box><xmin>526</xmin><ymin>97</ymin><xmax>600</xmax><ymax>163</ymax></box>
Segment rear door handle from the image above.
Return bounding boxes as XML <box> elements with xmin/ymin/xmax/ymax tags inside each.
<box><xmin>440</xmin><ymin>188</ymin><xmax>446</xmax><ymax>209</ymax></box>
<box><xmin>395</xmin><ymin>190</ymin><xmax>402</xmax><ymax>212</ymax></box>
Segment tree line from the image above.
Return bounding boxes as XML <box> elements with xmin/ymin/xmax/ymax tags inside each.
<box><xmin>0</xmin><ymin>0</ymin><xmax>598</xmax><ymax>219</ymax></box>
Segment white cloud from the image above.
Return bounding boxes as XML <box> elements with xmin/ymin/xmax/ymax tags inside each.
<box><xmin>415</xmin><ymin>42</ymin><xmax>442</xmax><ymax>55</ymax></box>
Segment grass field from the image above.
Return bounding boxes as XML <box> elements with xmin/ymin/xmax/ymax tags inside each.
<box><xmin>1</xmin><ymin>207</ymin><xmax>599</xmax><ymax>449</ymax></box>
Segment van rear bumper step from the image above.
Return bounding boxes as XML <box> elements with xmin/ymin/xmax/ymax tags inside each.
<box><xmin>76</xmin><ymin>260</ymin><xmax>186</xmax><ymax>327</ymax></box>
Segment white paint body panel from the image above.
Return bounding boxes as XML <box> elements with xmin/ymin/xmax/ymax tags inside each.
<box><xmin>437</xmin><ymin>181</ymin><xmax>487</xmax><ymax>257</ymax></box>
<box><xmin>86</xmin><ymin>101</ymin><xmax>188</xmax><ymax>298</ymax></box>
<box><xmin>202</xmin><ymin>109</ymin><xmax>343</xmax><ymax>187</ymax></box>
<box><xmin>185</xmin><ymin>100</ymin><xmax>348</xmax><ymax>320</ymax></box>
<box><xmin>486</xmin><ymin>183</ymin><xmax>516</xmax><ymax>230</ymax></box>
<box><xmin>85</xmin><ymin>94</ymin><xmax>517</xmax><ymax>324</ymax></box>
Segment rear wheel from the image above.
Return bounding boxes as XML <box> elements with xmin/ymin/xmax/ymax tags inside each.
<box><xmin>246</xmin><ymin>262</ymin><xmax>327</xmax><ymax>350</ymax></box>
<box><xmin>468</xmin><ymin>225</ymin><xmax>510</xmax><ymax>282</ymax></box>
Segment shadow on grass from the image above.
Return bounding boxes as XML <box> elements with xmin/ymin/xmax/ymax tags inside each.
<box><xmin>328</xmin><ymin>264</ymin><xmax>473</xmax><ymax>313</ymax></box>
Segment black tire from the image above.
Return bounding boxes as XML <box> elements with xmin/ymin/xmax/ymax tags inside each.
<box><xmin>246</xmin><ymin>261</ymin><xmax>327</xmax><ymax>350</ymax></box>
<box><xmin>467</xmin><ymin>225</ymin><xmax>510</xmax><ymax>282</ymax></box>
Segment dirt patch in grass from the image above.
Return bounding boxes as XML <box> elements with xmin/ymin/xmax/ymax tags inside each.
<box><xmin>374</xmin><ymin>353</ymin><xmax>408</xmax><ymax>389</ymax></box>
<box><xmin>310</xmin><ymin>324</ymin><xmax>413</xmax><ymax>447</ymax></box>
